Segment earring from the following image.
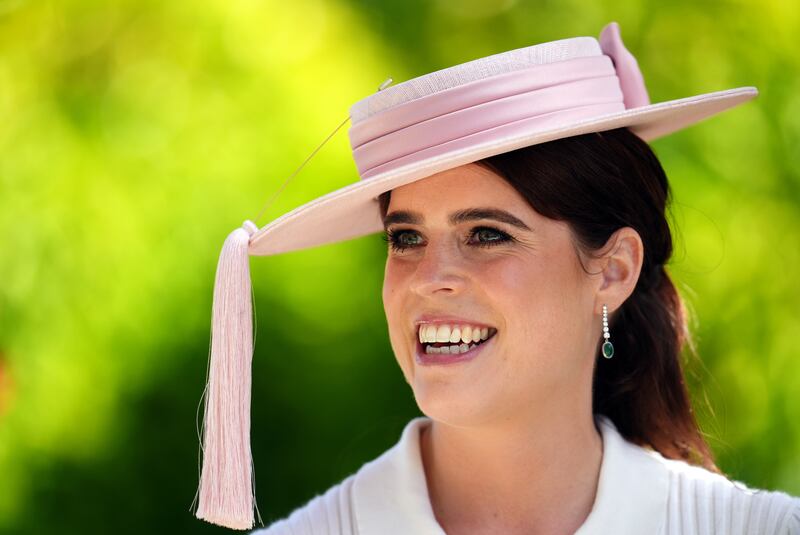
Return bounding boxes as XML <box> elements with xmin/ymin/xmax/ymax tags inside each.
<box><xmin>601</xmin><ymin>304</ymin><xmax>614</xmax><ymax>359</ymax></box>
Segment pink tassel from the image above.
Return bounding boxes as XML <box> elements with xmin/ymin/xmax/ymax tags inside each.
<box><xmin>193</xmin><ymin>220</ymin><xmax>262</xmax><ymax>530</ymax></box>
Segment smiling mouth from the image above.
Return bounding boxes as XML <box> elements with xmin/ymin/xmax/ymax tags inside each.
<box><xmin>418</xmin><ymin>328</ymin><xmax>498</xmax><ymax>355</ymax></box>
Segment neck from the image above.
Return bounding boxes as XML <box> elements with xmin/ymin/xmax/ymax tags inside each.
<box><xmin>420</xmin><ymin>407</ymin><xmax>603</xmax><ymax>535</ymax></box>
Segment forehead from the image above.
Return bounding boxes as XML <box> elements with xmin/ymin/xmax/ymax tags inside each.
<box><xmin>388</xmin><ymin>162</ymin><xmax>528</xmax><ymax>212</ymax></box>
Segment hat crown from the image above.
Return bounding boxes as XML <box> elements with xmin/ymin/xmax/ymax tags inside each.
<box><xmin>349</xmin><ymin>36</ymin><xmax>602</xmax><ymax>124</ymax></box>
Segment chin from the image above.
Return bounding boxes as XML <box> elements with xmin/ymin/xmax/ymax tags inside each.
<box><xmin>411</xmin><ymin>381</ymin><xmax>495</xmax><ymax>428</ymax></box>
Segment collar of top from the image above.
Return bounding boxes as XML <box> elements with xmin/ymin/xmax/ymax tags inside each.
<box><xmin>351</xmin><ymin>414</ymin><xmax>669</xmax><ymax>534</ymax></box>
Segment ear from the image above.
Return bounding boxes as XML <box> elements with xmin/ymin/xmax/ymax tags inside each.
<box><xmin>593</xmin><ymin>226</ymin><xmax>644</xmax><ymax>314</ymax></box>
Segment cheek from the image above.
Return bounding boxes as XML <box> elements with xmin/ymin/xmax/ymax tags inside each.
<box><xmin>486</xmin><ymin>251</ymin><xmax>582</xmax><ymax>347</ymax></box>
<box><xmin>382</xmin><ymin>260</ymin><xmax>405</xmax><ymax>318</ymax></box>
<box><xmin>382</xmin><ymin>261</ymin><xmax>411</xmax><ymax>358</ymax></box>
<box><xmin>482</xmin><ymin>254</ymin><xmax>546</xmax><ymax>305</ymax></box>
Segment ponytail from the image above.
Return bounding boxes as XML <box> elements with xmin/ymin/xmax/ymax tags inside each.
<box><xmin>594</xmin><ymin>264</ymin><xmax>720</xmax><ymax>473</ymax></box>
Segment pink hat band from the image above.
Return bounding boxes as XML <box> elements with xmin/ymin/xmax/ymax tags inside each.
<box><xmin>348</xmin><ymin>27</ymin><xmax>649</xmax><ymax>179</ymax></box>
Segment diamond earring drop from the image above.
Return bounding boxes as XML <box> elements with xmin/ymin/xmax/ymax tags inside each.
<box><xmin>601</xmin><ymin>304</ymin><xmax>614</xmax><ymax>359</ymax></box>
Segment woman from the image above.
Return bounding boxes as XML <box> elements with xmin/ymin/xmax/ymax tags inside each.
<box><xmin>191</xmin><ymin>22</ymin><xmax>800</xmax><ymax>534</ymax></box>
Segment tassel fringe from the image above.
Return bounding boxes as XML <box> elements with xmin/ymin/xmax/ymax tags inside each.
<box><xmin>193</xmin><ymin>220</ymin><xmax>262</xmax><ymax>530</ymax></box>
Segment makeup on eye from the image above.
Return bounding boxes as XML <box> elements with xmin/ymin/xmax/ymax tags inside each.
<box><xmin>381</xmin><ymin>225</ymin><xmax>516</xmax><ymax>253</ymax></box>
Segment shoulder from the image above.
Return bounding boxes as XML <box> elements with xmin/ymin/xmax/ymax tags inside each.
<box><xmin>248</xmin><ymin>416</ymin><xmax>432</xmax><ymax>535</ymax></box>
<box><xmin>652</xmin><ymin>452</ymin><xmax>800</xmax><ymax>534</ymax></box>
<box><xmin>250</xmin><ymin>473</ymin><xmax>357</xmax><ymax>535</ymax></box>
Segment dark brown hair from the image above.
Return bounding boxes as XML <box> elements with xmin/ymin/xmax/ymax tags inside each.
<box><xmin>378</xmin><ymin>127</ymin><xmax>721</xmax><ymax>474</ymax></box>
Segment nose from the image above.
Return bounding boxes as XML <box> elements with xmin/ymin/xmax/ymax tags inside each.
<box><xmin>408</xmin><ymin>239</ymin><xmax>468</xmax><ymax>297</ymax></box>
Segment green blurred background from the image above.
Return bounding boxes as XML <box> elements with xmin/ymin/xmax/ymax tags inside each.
<box><xmin>0</xmin><ymin>0</ymin><xmax>798</xmax><ymax>532</ymax></box>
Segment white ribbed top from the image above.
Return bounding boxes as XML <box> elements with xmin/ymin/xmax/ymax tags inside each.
<box><xmin>661</xmin><ymin>456</ymin><xmax>800</xmax><ymax>534</ymax></box>
<box><xmin>252</xmin><ymin>473</ymin><xmax>800</xmax><ymax>535</ymax></box>
<box><xmin>252</xmin><ymin>417</ymin><xmax>800</xmax><ymax>535</ymax></box>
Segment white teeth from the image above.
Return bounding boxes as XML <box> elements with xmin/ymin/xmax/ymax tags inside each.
<box><xmin>461</xmin><ymin>325</ymin><xmax>472</xmax><ymax>344</ymax></box>
<box><xmin>424</xmin><ymin>342</ymin><xmax>481</xmax><ymax>355</ymax></box>
<box><xmin>435</xmin><ymin>325</ymin><xmax>451</xmax><ymax>343</ymax></box>
<box><xmin>449</xmin><ymin>327</ymin><xmax>461</xmax><ymax>343</ymax></box>
<box><xmin>425</xmin><ymin>325</ymin><xmax>437</xmax><ymax>342</ymax></box>
<box><xmin>418</xmin><ymin>323</ymin><xmax>494</xmax><ymax>344</ymax></box>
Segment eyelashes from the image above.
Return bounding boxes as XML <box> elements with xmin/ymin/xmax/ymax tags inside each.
<box><xmin>382</xmin><ymin>226</ymin><xmax>515</xmax><ymax>253</ymax></box>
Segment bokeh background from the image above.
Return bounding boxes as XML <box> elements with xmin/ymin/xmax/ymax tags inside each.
<box><xmin>1</xmin><ymin>0</ymin><xmax>798</xmax><ymax>533</ymax></box>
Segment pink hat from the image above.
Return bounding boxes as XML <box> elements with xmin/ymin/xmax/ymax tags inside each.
<box><xmin>191</xmin><ymin>21</ymin><xmax>758</xmax><ymax>529</ymax></box>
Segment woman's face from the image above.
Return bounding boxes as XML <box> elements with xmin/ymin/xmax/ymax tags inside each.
<box><xmin>381</xmin><ymin>162</ymin><xmax>603</xmax><ymax>427</ymax></box>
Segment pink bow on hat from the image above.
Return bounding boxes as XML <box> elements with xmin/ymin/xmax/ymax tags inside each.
<box><xmin>599</xmin><ymin>21</ymin><xmax>651</xmax><ymax>109</ymax></box>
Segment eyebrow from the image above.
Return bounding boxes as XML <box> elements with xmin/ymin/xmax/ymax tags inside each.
<box><xmin>382</xmin><ymin>207</ymin><xmax>532</xmax><ymax>231</ymax></box>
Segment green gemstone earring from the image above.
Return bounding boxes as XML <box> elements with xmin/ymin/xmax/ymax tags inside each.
<box><xmin>601</xmin><ymin>304</ymin><xmax>614</xmax><ymax>359</ymax></box>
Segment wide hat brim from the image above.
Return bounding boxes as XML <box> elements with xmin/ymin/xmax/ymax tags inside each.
<box><xmin>248</xmin><ymin>85</ymin><xmax>756</xmax><ymax>257</ymax></box>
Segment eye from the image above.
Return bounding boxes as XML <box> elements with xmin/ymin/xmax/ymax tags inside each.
<box><xmin>469</xmin><ymin>226</ymin><xmax>513</xmax><ymax>248</ymax></box>
<box><xmin>382</xmin><ymin>226</ymin><xmax>514</xmax><ymax>253</ymax></box>
<box><xmin>382</xmin><ymin>228</ymin><xmax>422</xmax><ymax>252</ymax></box>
